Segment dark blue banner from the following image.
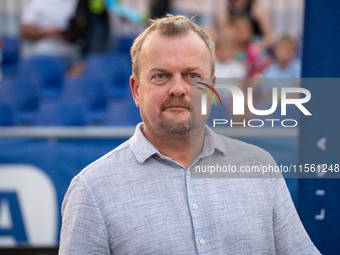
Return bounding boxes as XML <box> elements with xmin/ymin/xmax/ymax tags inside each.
<box><xmin>0</xmin><ymin>138</ymin><xmax>126</xmax><ymax>246</ymax></box>
<box><xmin>298</xmin><ymin>0</ymin><xmax>340</xmax><ymax>254</ymax></box>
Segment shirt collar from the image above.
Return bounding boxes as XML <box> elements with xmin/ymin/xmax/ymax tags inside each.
<box><xmin>129</xmin><ymin>123</ymin><xmax>227</xmax><ymax>164</ymax></box>
<box><xmin>201</xmin><ymin>125</ymin><xmax>227</xmax><ymax>158</ymax></box>
<box><xmin>129</xmin><ymin>123</ymin><xmax>160</xmax><ymax>164</ymax></box>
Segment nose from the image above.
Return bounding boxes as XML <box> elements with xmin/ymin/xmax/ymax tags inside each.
<box><xmin>168</xmin><ymin>73</ymin><xmax>187</xmax><ymax>97</ymax></box>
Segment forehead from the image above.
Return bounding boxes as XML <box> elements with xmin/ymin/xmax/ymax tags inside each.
<box><xmin>139</xmin><ymin>30</ymin><xmax>211</xmax><ymax>75</ymax></box>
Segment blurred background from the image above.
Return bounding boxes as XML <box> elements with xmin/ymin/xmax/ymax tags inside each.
<box><xmin>0</xmin><ymin>0</ymin><xmax>339</xmax><ymax>254</ymax></box>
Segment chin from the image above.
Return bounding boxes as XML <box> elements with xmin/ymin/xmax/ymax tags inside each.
<box><xmin>160</xmin><ymin>117</ymin><xmax>191</xmax><ymax>134</ymax></box>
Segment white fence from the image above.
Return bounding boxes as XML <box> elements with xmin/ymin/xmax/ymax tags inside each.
<box><xmin>0</xmin><ymin>0</ymin><xmax>30</xmax><ymax>35</ymax></box>
<box><xmin>0</xmin><ymin>126</ymin><xmax>298</xmax><ymax>139</ymax></box>
<box><xmin>262</xmin><ymin>0</ymin><xmax>305</xmax><ymax>40</ymax></box>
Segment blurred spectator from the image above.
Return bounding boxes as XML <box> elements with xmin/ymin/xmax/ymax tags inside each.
<box><xmin>214</xmin><ymin>33</ymin><xmax>246</xmax><ymax>78</ymax></box>
<box><xmin>64</xmin><ymin>0</ymin><xmax>111</xmax><ymax>76</ymax></box>
<box><xmin>150</xmin><ymin>0</ymin><xmax>171</xmax><ymax>19</ymax></box>
<box><xmin>21</xmin><ymin>0</ymin><xmax>81</xmax><ymax>69</ymax></box>
<box><xmin>263</xmin><ymin>34</ymin><xmax>300</xmax><ymax>79</ymax></box>
<box><xmin>63</xmin><ymin>0</ymin><xmax>110</xmax><ymax>57</ymax></box>
<box><xmin>214</xmin><ymin>33</ymin><xmax>246</xmax><ymax>120</ymax></box>
<box><xmin>261</xmin><ymin>0</ymin><xmax>304</xmax><ymax>41</ymax></box>
<box><xmin>227</xmin><ymin>16</ymin><xmax>270</xmax><ymax>120</ymax></box>
<box><xmin>217</xmin><ymin>0</ymin><xmax>273</xmax><ymax>48</ymax></box>
<box><xmin>261</xmin><ymin>34</ymin><xmax>301</xmax><ymax>100</ymax></box>
<box><xmin>106</xmin><ymin>0</ymin><xmax>147</xmax><ymax>39</ymax></box>
<box><xmin>229</xmin><ymin>16</ymin><xmax>270</xmax><ymax>78</ymax></box>
<box><xmin>168</xmin><ymin>0</ymin><xmax>225</xmax><ymax>28</ymax></box>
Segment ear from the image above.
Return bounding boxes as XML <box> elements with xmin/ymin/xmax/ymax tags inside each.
<box><xmin>212</xmin><ymin>74</ymin><xmax>216</xmax><ymax>88</ymax></box>
<box><xmin>130</xmin><ymin>75</ymin><xmax>140</xmax><ymax>107</ymax></box>
<box><xmin>211</xmin><ymin>74</ymin><xmax>217</xmax><ymax>106</ymax></box>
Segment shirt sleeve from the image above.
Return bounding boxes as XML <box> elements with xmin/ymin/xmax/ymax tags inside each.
<box><xmin>21</xmin><ymin>0</ymin><xmax>41</xmax><ymax>25</ymax></box>
<box><xmin>273</xmin><ymin>178</ymin><xmax>321</xmax><ymax>255</ymax></box>
<box><xmin>59</xmin><ymin>175</ymin><xmax>110</xmax><ymax>255</ymax></box>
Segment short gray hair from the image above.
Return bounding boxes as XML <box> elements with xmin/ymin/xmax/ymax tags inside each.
<box><xmin>130</xmin><ymin>14</ymin><xmax>215</xmax><ymax>79</ymax></box>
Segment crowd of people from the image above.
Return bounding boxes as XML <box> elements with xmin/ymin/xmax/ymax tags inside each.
<box><xmin>16</xmin><ymin>0</ymin><xmax>301</xmax><ymax>71</ymax></box>
<box><xmin>0</xmin><ymin>0</ymin><xmax>302</xmax><ymax>121</ymax></box>
<box><xmin>152</xmin><ymin>0</ymin><xmax>302</xmax><ymax>119</ymax></box>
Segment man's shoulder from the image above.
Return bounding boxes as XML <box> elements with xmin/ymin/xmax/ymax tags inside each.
<box><xmin>225</xmin><ymin>135</ymin><xmax>270</xmax><ymax>153</ymax></box>
<box><xmin>212</xmin><ymin>131</ymin><xmax>275</xmax><ymax>163</ymax></box>
<box><xmin>204</xmin><ymin>129</ymin><xmax>280</xmax><ymax>178</ymax></box>
<box><xmin>77</xmin><ymin>139</ymin><xmax>135</xmax><ymax>181</ymax></box>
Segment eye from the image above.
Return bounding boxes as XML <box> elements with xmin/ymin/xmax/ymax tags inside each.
<box><xmin>156</xmin><ymin>73</ymin><xmax>164</xmax><ymax>79</ymax></box>
<box><xmin>151</xmin><ymin>73</ymin><xmax>169</xmax><ymax>85</ymax></box>
<box><xmin>185</xmin><ymin>73</ymin><xmax>201</xmax><ymax>85</ymax></box>
<box><xmin>189</xmin><ymin>73</ymin><xmax>197</xmax><ymax>79</ymax></box>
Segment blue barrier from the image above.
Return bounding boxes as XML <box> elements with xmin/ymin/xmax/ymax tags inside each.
<box><xmin>299</xmin><ymin>0</ymin><xmax>340</xmax><ymax>253</ymax></box>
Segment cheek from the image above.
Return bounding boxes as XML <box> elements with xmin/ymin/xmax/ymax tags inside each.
<box><xmin>136</xmin><ymin>86</ymin><xmax>149</xmax><ymax>111</ymax></box>
<box><xmin>190</xmin><ymin>88</ymin><xmax>204</xmax><ymax>107</ymax></box>
<box><xmin>139</xmin><ymin>86</ymin><xmax>164</xmax><ymax>110</ymax></box>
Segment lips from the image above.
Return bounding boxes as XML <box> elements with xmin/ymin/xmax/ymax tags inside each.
<box><xmin>165</xmin><ymin>104</ymin><xmax>189</xmax><ymax>110</ymax></box>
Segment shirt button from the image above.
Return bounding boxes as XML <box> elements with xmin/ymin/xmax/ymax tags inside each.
<box><xmin>200</xmin><ymin>239</ymin><xmax>205</xmax><ymax>245</ymax></box>
<box><xmin>193</xmin><ymin>203</ymin><xmax>198</xmax><ymax>210</ymax></box>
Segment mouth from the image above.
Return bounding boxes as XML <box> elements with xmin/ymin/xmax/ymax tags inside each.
<box><xmin>165</xmin><ymin>104</ymin><xmax>189</xmax><ymax>110</ymax></box>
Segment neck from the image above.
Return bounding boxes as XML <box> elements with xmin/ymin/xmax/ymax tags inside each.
<box><xmin>278</xmin><ymin>60</ymin><xmax>289</xmax><ymax>69</ymax></box>
<box><xmin>142</xmin><ymin>125</ymin><xmax>205</xmax><ymax>169</ymax></box>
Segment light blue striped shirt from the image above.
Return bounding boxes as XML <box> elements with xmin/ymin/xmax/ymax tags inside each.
<box><xmin>59</xmin><ymin>123</ymin><xmax>320</xmax><ymax>254</ymax></box>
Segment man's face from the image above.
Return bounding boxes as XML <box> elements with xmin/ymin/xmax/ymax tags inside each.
<box><xmin>130</xmin><ymin>30</ymin><xmax>214</xmax><ymax>138</ymax></box>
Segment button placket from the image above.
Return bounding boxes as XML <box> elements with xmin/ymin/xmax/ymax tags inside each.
<box><xmin>186</xmin><ymin>172</ymin><xmax>208</xmax><ymax>253</ymax></box>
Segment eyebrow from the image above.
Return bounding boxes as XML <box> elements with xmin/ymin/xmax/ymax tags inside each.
<box><xmin>148</xmin><ymin>68</ymin><xmax>170</xmax><ymax>74</ymax></box>
<box><xmin>148</xmin><ymin>66</ymin><xmax>205</xmax><ymax>74</ymax></box>
<box><xmin>183</xmin><ymin>66</ymin><xmax>204</xmax><ymax>73</ymax></box>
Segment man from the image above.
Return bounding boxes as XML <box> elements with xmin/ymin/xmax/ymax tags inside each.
<box><xmin>21</xmin><ymin>0</ymin><xmax>80</xmax><ymax>67</ymax></box>
<box><xmin>59</xmin><ymin>15</ymin><xmax>320</xmax><ymax>254</ymax></box>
